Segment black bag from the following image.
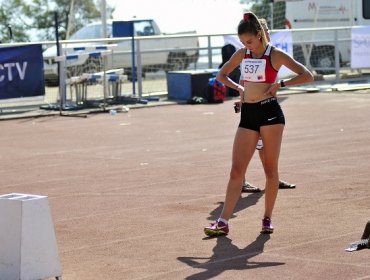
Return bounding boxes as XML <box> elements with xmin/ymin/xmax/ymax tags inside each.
<box><xmin>219</xmin><ymin>44</ymin><xmax>241</xmax><ymax>97</ymax></box>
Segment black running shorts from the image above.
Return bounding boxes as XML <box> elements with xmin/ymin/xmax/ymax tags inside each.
<box><xmin>239</xmin><ymin>97</ymin><xmax>285</xmax><ymax>132</ymax></box>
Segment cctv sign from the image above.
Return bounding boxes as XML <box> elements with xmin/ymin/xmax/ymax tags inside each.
<box><xmin>0</xmin><ymin>62</ymin><xmax>28</xmax><ymax>82</ymax></box>
<box><xmin>0</xmin><ymin>44</ymin><xmax>45</xmax><ymax>99</ymax></box>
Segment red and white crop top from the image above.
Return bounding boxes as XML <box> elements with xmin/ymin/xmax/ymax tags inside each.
<box><xmin>240</xmin><ymin>44</ymin><xmax>278</xmax><ymax>84</ymax></box>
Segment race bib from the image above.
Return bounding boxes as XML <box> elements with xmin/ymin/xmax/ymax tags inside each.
<box><xmin>241</xmin><ymin>58</ymin><xmax>266</xmax><ymax>82</ymax></box>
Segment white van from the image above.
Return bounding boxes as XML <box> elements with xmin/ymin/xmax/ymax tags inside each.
<box><xmin>285</xmin><ymin>0</ymin><xmax>370</xmax><ymax>73</ymax></box>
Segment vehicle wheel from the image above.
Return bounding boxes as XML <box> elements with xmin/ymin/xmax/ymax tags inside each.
<box><xmin>310</xmin><ymin>46</ymin><xmax>335</xmax><ymax>75</ymax></box>
<box><xmin>45</xmin><ymin>78</ymin><xmax>59</xmax><ymax>87</ymax></box>
<box><xmin>82</xmin><ymin>57</ymin><xmax>103</xmax><ymax>74</ymax></box>
<box><xmin>293</xmin><ymin>45</ymin><xmax>306</xmax><ymax>65</ymax></box>
<box><xmin>66</xmin><ymin>57</ymin><xmax>103</xmax><ymax>78</ymax></box>
<box><xmin>125</xmin><ymin>69</ymin><xmax>145</xmax><ymax>81</ymax></box>
<box><xmin>66</xmin><ymin>65</ymin><xmax>82</xmax><ymax>78</ymax></box>
<box><xmin>168</xmin><ymin>53</ymin><xmax>186</xmax><ymax>71</ymax></box>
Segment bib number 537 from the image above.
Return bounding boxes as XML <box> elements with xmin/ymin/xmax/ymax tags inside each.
<box><xmin>243</xmin><ymin>64</ymin><xmax>259</xmax><ymax>73</ymax></box>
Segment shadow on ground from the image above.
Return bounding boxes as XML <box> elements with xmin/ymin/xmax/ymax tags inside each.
<box><xmin>178</xmin><ymin>190</ymin><xmax>284</xmax><ymax>279</ymax></box>
<box><xmin>178</xmin><ymin>234</ymin><xmax>284</xmax><ymax>280</ymax></box>
<box><xmin>207</xmin><ymin>190</ymin><xmax>265</xmax><ymax>221</ymax></box>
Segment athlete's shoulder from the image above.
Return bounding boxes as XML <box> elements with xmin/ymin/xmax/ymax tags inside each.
<box><xmin>230</xmin><ymin>47</ymin><xmax>247</xmax><ymax>61</ymax></box>
<box><xmin>271</xmin><ymin>46</ymin><xmax>292</xmax><ymax>60</ymax></box>
<box><xmin>235</xmin><ymin>47</ymin><xmax>247</xmax><ymax>56</ymax></box>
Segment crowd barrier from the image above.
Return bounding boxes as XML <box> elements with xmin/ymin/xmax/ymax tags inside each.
<box><xmin>1</xmin><ymin>26</ymin><xmax>370</xmax><ymax>116</ymax></box>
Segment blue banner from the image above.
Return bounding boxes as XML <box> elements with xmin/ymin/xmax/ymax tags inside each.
<box><xmin>0</xmin><ymin>44</ymin><xmax>45</xmax><ymax>100</ymax></box>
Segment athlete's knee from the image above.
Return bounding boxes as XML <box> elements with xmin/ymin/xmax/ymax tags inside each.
<box><xmin>263</xmin><ymin>164</ymin><xmax>278</xmax><ymax>180</ymax></box>
<box><xmin>229</xmin><ymin>165</ymin><xmax>245</xmax><ymax>180</ymax></box>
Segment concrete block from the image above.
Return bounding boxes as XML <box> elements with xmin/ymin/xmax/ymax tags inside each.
<box><xmin>0</xmin><ymin>193</ymin><xmax>62</xmax><ymax>280</ymax></box>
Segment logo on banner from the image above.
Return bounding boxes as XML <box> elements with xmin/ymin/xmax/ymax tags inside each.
<box><xmin>351</xmin><ymin>26</ymin><xmax>370</xmax><ymax>69</ymax></box>
<box><xmin>0</xmin><ymin>62</ymin><xmax>28</xmax><ymax>82</ymax></box>
<box><xmin>274</xmin><ymin>42</ymin><xmax>289</xmax><ymax>53</ymax></box>
<box><xmin>0</xmin><ymin>44</ymin><xmax>45</xmax><ymax>99</ymax></box>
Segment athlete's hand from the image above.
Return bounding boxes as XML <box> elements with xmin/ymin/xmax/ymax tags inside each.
<box><xmin>233</xmin><ymin>101</ymin><xmax>241</xmax><ymax>113</ymax></box>
<box><xmin>264</xmin><ymin>82</ymin><xmax>280</xmax><ymax>97</ymax></box>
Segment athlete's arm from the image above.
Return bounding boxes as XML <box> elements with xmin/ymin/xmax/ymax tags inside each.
<box><xmin>273</xmin><ymin>48</ymin><xmax>314</xmax><ymax>86</ymax></box>
<box><xmin>216</xmin><ymin>48</ymin><xmax>245</xmax><ymax>95</ymax></box>
<box><xmin>264</xmin><ymin>48</ymin><xmax>314</xmax><ymax>97</ymax></box>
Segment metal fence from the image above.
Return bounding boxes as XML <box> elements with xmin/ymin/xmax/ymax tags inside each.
<box><xmin>0</xmin><ymin>26</ymin><xmax>369</xmax><ymax>115</ymax></box>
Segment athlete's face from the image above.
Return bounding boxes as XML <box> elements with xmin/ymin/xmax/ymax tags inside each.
<box><xmin>238</xmin><ymin>32</ymin><xmax>262</xmax><ymax>52</ymax></box>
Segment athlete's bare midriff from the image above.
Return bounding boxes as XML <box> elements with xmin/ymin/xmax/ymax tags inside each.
<box><xmin>242</xmin><ymin>82</ymin><xmax>274</xmax><ymax>103</ymax></box>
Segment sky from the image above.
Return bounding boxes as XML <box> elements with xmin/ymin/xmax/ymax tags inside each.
<box><xmin>106</xmin><ymin>0</ymin><xmax>246</xmax><ymax>34</ymax></box>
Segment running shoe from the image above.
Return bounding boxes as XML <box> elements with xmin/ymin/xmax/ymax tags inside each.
<box><xmin>279</xmin><ymin>180</ymin><xmax>296</xmax><ymax>189</ymax></box>
<box><xmin>242</xmin><ymin>182</ymin><xmax>262</xmax><ymax>193</ymax></box>
<box><xmin>204</xmin><ymin>220</ymin><xmax>229</xmax><ymax>237</ymax></box>
<box><xmin>261</xmin><ymin>217</ymin><xmax>274</xmax><ymax>234</ymax></box>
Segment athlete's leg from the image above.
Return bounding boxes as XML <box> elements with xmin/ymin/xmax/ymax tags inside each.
<box><xmin>260</xmin><ymin>124</ymin><xmax>284</xmax><ymax>219</ymax></box>
<box><xmin>220</xmin><ymin>127</ymin><xmax>259</xmax><ymax>220</ymax></box>
<box><xmin>242</xmin><ymin>137</ymin><xmax>263</xmax><ymax>193</ymax></box>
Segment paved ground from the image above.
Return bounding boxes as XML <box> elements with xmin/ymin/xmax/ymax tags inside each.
<box><xmin>0</xmin><ymin>92</ymin><xmax>369</xmax><ymax>280</ymax></box>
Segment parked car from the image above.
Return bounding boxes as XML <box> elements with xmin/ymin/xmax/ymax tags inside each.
<box><xmin>43</xmin><ymin>18</ymin><xmax>199</xmax><ymax>86</ymax></box>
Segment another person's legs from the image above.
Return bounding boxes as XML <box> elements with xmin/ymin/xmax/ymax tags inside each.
<box><xmin>259</xmin><ymin>142</ymin><xmax>296</xmax><ymax>189</ymax></box>
<box><xmin>242</xmin><ymin>138</ymin><xmax>295</xmax><ymax>193</ymax></box>
<box><xmin>278</xmin><ymin>179</ymin><xmax>296</xmax><ymax>189</ymax></box>
<box><xmin>241</xmin><ymin>179</ymin><xmax>261</xmax><ymax>192</ymax></box>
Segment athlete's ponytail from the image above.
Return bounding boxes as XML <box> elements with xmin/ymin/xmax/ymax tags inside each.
<box><xmin>238</xmin><ymin>12</ymin><xmax>268</xmax><ymax>48</ymax></box>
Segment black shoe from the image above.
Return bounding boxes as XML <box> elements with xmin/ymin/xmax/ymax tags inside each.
<box><xmin>241</xmin><ymin>182</ymin><xmax>262</xmax><ymax>193</ymax></box>
<box><xmin>279</xmin><ymin>180</ymin><xmax>296</xmax><ymax>189</ymax></box>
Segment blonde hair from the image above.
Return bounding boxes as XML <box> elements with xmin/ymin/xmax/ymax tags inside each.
<box><xmin>259</xmin><ymin>18</ymin><xmax>270</xmax><ymax>42</ymax></box>
<box><xmin>259</xmin><ymin>18</ymin><xmax>268</xmax><ymax>31</ymax></box>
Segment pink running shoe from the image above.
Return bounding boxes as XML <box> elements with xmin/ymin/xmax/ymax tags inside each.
<box><xmin>261</xmin><ymin>217</ymin><xmax>274</xmax><ymax>234</ymax></box>
<box><xmin>204</xmin><ymin>220</ymin><xmax>229</xmax><ymax>237</ymax></box>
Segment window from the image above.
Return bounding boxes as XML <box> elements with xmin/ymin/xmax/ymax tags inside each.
<box><xmin>134</xmin><ymin>21</ymin><xmax>154</xmax><ymax>36</ymax></box>
<box><xmin>363</xmin><ymin>0</ymin><xmax>370</xmax><ymax>19</ymax></box>
<box><xmin>70</xmin><ymin>23</ymin><xmax>112</xmax><ymax>39</ymax></box>
<box><xmin>70</xmin><ymin>24</ymin><xmax>101</xmax><ymax>39</ymax></box>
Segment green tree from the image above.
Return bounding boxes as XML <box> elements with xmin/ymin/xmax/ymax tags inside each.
<box><xmin>0</xmin><ymin>0</ymin><xmax>113</xmax><ymax>43</ymax></box>
<box><xmin>0</xmin><ymin>0</ymin><xmax>29</xmax><ymax>43</ymax></box>
<box><xmin>23</xmin><ymin>0</ymin><xmax>101</xmax><ymax>41</ymax></box>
